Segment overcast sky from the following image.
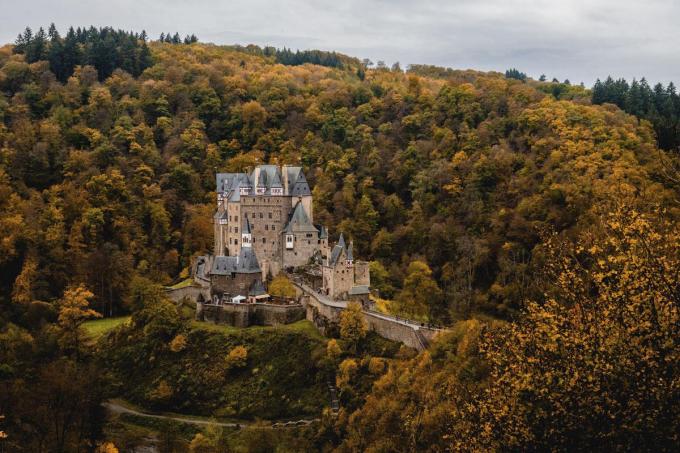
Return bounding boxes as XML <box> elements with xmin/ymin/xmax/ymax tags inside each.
<box><xmin>1</xmin><ymin>0</ymin><xmax>677</xmax><ymax>85</ymax></box>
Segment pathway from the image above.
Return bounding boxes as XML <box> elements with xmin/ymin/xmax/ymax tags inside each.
<box><xmin>103</xmin><ymin>401</ymin><xmax>319</xmax><ymax>429</ymax></box>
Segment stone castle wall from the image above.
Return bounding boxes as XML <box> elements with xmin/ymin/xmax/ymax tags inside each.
<box><xmin>362</xmin><ymin>311</ymin><xmax>441</xmax><ymax>351</ymax></box>
<box><xmin>241</xmin><ymin>195</ymin><xmax>292</xmax><ymax>269</ymax></box>
<box><xmin>354</xmin><ymin>261</ymin><xmax>370</xmax><ymax>286</ymax></box>
<box><xmin>166</xmin><ymin>285</ymin><xmax>210</xmax><ymax>304</ymax></box>
<box><xmin>282</xmin><ymin>232</ymin><xmax>320</xmax><ymax>268</ymax></box>
<box><xmin>210</xmin><ymin>272</ymin><xmax>260</xmax><ymax>297</ymax></box>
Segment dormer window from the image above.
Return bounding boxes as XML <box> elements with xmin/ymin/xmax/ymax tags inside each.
<box><xmin>286</xmin><ymin>234</ymin><xmax>294</xmax><ymax>249</ymax></box>
<box><xmin>272</xmin><ymin>187</ymin><xmax>283</xmax><ymax>195</ymax></box>
<box><xmin>256</xmin><ymin>186</ymin><xmax>266</xmax><ymax>195</ymax></box>
<box><xmin>240</xmin><ymin>187</ymin><xmax>250</xmax><ymax>195</ymax></box>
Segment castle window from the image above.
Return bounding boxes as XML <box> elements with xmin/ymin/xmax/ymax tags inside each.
<box><xmin>235</xmin><ymin>216</ymin><xmax>238</xmax><ymax>222</ymax></box>
<box><xmin>260</xmin><ymin>213</ymin><xmax>263</xmax><ymax>219</ymax></box>
<box><xmin>265</xmin><ymin>225</ymin><xmax>269</xmax><ymax>231</ymax></box>
<box><xmin>235</xmin><ymin>227</ymin><xmax>238</xmax><ymax>233</ymax></box>
<box><xmin>272</xmin><ymin>225</ymin><xmax>275</xmax><ymax>231</ymax></box>
<box><xmin>306</xmin><ymin>233</ymin><xmax>313</xmax><ymax>238</ymax></box>
<box><xmin>262</xmin><ymin>237</ymin><xmax>266</xmax><ymax>243</ymax></box>
<box><xmin>269</xmin><ymin>212</ymin><xmax>272</xmax><ymax>219</ymax></box>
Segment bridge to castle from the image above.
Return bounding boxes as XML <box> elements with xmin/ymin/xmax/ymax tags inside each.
<box><xmin>291</xmin><ymin>280</ymin><xmax>445</xmax><ymax>351</ymax></box>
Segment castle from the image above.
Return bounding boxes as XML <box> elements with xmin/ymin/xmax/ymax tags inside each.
<box><xmin>201</xmin><ymin>165</ymin><xmax>369</xmax><ymax>303</ymax></box>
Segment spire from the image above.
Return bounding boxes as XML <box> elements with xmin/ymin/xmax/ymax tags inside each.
<box><xmin>242</xmin><ymin>217</ymin><xmax>252</xmax><ymax>247</ymax></box>
<box><xmin>318</xmin><ymin>225</ymin><xmax>328</xmax><ymax>239</ymax></box>
<box><xmin>338</xmin><ymin>233</ymin><xmax>346</xmax><ymax>249</ymax></box>
<box><xmin>271</xmin><ymin>170</ymin><xmax>283</xmax><ymax>187</ymax></box>
<box><xmin>347</xmin><ymin>241</ymin><xmax>354</xmax><ymax>261</ymax></box>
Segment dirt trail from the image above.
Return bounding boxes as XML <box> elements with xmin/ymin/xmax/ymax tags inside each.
<box><xmin>103</xmin><ymin>401</ymin><xmax>319</xmax><ymax>429</ymax></box>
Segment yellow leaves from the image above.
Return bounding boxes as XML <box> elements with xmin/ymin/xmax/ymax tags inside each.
<box><xmin>58</xmin><ymin>285</ymin><xmax>101</xmax><ymax>328</ymax></box>
<box><xmin>148</xmin><ymin>379</ymin><xmax>173</xmax><ymax>402</ymax></box>
<box><xmin>95</xmin><ymin>442</ymin><xmax>119</xmax><ymax>453</ymax></box>
<box><xmin>169</xmin><ymin>334</ymin><xmax>187</xmax><ymax>352</ymax></box>
<box><xmin>326</xmin><ymin>339</ymin><xmax>342</xmax><ymax>362</ymax></box>
<box><xmin>368</xmin><ymin>357</ymin><xmax>386</xmax><ymax>375</ymax></box>
<box><xmin>339</xmin><ymin>302</ymin><xmax>367</xmax><ymax>350</ymax></box>
<box><xmin>226</xmin><ymin>345</ymin><xmax>248</xmax><ymax>369</ymax></box>
<box><xmin>11</xmin><ymin>253</ymin><xmax>37</xmax><ymax>304</ymax></box>
<box><xmin>337</xmin><ymin>358</ymin><xmax>358</xmax><ymax>389</ymax></box>
<box><xmin>268</xmin><ymin>275</ymin><xmax>296</xmax><ymax>298</ymax></box>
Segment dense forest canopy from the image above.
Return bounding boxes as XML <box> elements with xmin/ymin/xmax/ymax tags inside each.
<box><xmin>0</xmin><ymin>25</ymin><xmax>679</xmax><ymax>451</ymax></box>
<box><xmin>13</xmin><ymin>25</ymin><xmax>153</xmax><ymax>82</ymax></box>
<box><xmin>592</xmin><ymin>75</ymin><xmax>680</xmax><ymax>151</ymax></box>
<box><xmin>0</xmin><ymin>27</ymin><xmax>677</xmax><ymax>322</ymax></box>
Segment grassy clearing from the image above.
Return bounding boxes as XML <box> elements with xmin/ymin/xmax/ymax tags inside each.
<box><xmin>84</xmin><ymin>316</ymin><xmax>130</xmax><ymax>338</ymax></box>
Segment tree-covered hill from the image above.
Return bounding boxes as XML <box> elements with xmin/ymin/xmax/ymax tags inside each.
<box><xmin>1</xmin><ymin>26</ymin><xmax>679</xmax><ymax>452</ymax></box>
<box><xmin>0</xmin><ymin>32</ymin><xmax>677</xmax><ymax>322</ymax></box>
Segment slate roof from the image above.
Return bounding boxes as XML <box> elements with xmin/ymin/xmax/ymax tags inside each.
<box><xmin>270</xmin><ymin>170</ymin><xmax>283</xmax><ymax>188</ymax></box>
<box><xmin>211</xmin><ymin>247</ymin><xmax>261</xmax><ymax>275</ymax></box>
<box><xmin>288</xmin><ymin>167</ymin><xmax>312</xmax><ymax>197</ymax></box>
<box><xmin>248</xmin><ymin>279</ymin><xmax>268</xmax><ymax>297</ymax></box>
<box><xmin>329</xmin><ymin>233</ymin><xmax>352</xmax><ymax>266</ymax></box>
<box><xmin>216</xmin><ymin>173</ymin><xmax>251</xmax><ymax>193</ymax></box>
<box><xmin>216</xmin><ymin>166</ymin><xmax>310</xmax><ymax>197</ymax></box>
<box><xmin>329</xmin><ymin>245</ymin><xmax>344</xmax><ymax>266</ymax></box>
<box><xmin>347</xmin><ymin>241</ymin><xmax>354</xmax><ymax>261</ymax></box>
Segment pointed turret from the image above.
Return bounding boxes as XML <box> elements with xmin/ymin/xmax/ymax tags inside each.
<box><xmin>256</xmin><ymin>169</ymin><xmax>267</xmax><ymax>195</ymax></box>
<box><xmin>242</xmin><ymin>217</ymin><xmax>252</xmax><ymax>247</ymax></box>
<box><xmin>318</xmin><ymin>225</ymin><xmax>328</xmax><ymax>239</ymax></box>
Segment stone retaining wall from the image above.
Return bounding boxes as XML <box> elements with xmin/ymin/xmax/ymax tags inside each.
<box><xmin>196</xmin><ymin>302</ymin><xmax>305</xmax><ymax>328</ymax></box>
<box><xmin>294</xmin><ymin>282</ymin><xmax>445</xmax><ymax>351</ymax></box>
<box><xmin>362</xmin><ymin>311</ymin><xmax>441</xmax><ymax>350</ymax></box>
<box><xmin>166</xmin><ymin>285</ymin><xmax>210</xmax><ymax>304</ymax></box>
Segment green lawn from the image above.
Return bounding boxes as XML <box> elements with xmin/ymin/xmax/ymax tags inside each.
<box><xmin>191</xmin><ymin>319</ymin><xmax>324</xmax><ymax>341</ymax></box>
<box><xmin>84</xmin><ymin>316</ymin><xmax>130</xmax><ymax>338</ymax></box>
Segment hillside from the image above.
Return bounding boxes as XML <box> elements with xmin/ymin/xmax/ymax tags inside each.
<box><xmin>0</xmin><ymin>39</ymin><xmax>676</xmax><ymax>322</ymax></box>
<box><xmin>1</xmin><ymin>31</ymin><xmax>679</xmax><ymax>451</ymax></box>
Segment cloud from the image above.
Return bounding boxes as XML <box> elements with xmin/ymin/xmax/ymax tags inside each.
<box><xmin>1</xmin><ymin>0</ymin><xmax>678</xmax><ymax>84</ymax></box>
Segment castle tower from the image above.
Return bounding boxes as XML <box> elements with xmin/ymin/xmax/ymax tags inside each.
<box><xmin>242</xmin><ymin>217</ymin><xmax>252</xmax><ymax>248</ymax></box>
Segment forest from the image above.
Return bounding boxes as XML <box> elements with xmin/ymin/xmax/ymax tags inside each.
<box><xmin>0</xmin><ymin>24</ymin><xmax>679</xmax><ymax>451</ymax></box>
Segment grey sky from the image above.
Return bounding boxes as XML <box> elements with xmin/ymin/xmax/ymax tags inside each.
<box><xmin>0</xmin><ymin>0</ymin><xmax>677</xmax><ymax>85</ymax></box>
